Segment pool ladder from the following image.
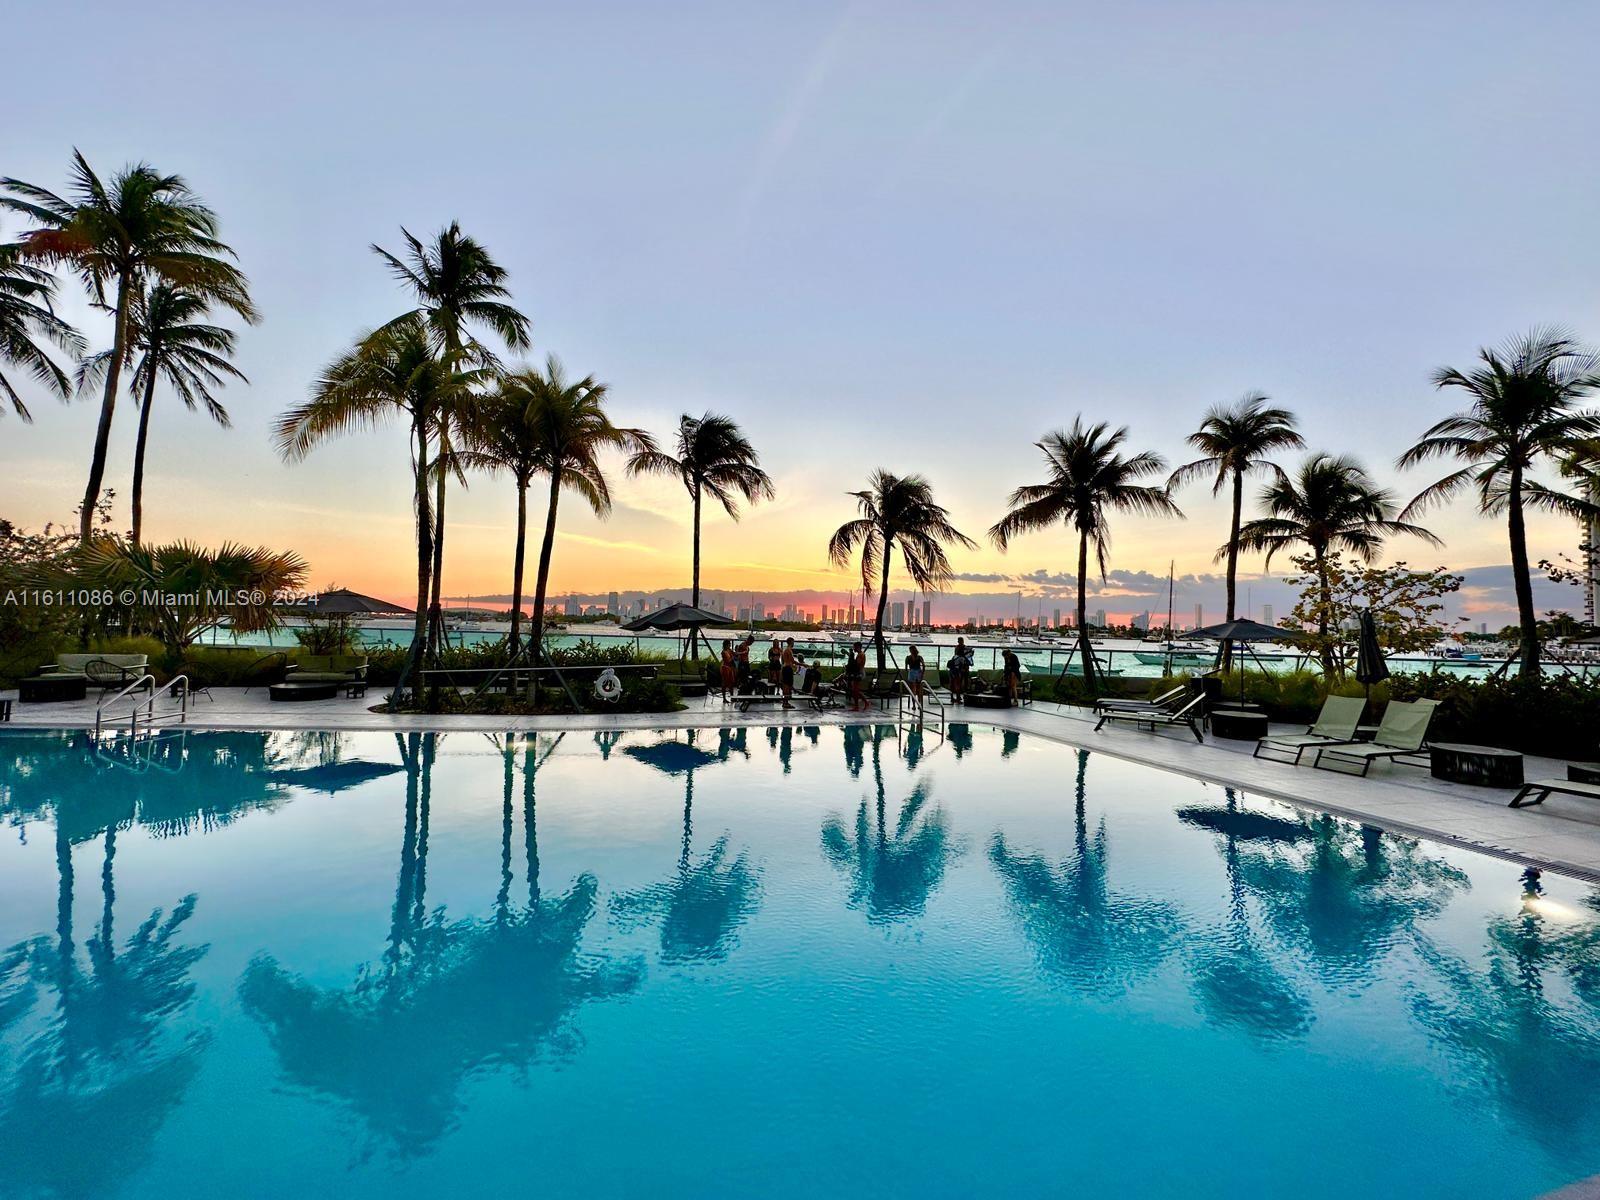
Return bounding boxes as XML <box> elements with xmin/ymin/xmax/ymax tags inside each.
<box><xmin>896</xmin><ymin>679</ymin><xmax>947</xmax><ymax>734</ymax></box>
<box><xmin>93</xmin><ymin>673</ymin><xmax>190</xmax><ymax>741</ymax></box>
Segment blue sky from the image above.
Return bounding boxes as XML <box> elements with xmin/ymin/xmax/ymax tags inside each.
<box><xmin>3</xmin><ymin>0</ymin><xmax>1597</xmax><ymax>622</ymax></box>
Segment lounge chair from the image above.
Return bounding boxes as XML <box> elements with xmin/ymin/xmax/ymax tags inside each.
<box><xmin>1253</xmin><ymin>694</ymin><xmax>1367</xmax><ymax>764</ymax></box>
<box><xmin>1094</xmin><ymin>694</ymin><xmax>1206</xmax><ymax>743</ymax></box>
<box><xmin>1093</xmin><ymin>683</ymin><xmax>1188</xmax><ymax>716</ymax></box>
<box><xmin>34</xmin><ymin>653</ymin><xmax>149</xmax><ymax>692</ymax></box>
<box><xmin>1509</xmin><ymin>778</ymin><xmax>1600</xmax><ymax>809</ymax></box>
<box><xmin>285</xmin><ymin>654</ymin><xmax>369</xmax><ymax>684</ymax></box>
<box><xmin>1311</xmin><ymin>699</ymin><xmax>1439</xmax><ymax>777</ymax></box>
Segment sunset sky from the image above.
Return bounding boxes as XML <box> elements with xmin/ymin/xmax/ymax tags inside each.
<box><xmin>4</xmin><ymin>1</ymin><xmax>1598</xmax><ymax>625</ymax></box>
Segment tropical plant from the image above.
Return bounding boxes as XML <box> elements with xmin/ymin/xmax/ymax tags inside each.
<box><xmin>1279</xmin><ymin>553</ymin><xmax>1463</xmax><ymax>664</ymax></box>
<box><xmin>79</xmin><ymin>284</ymin><xmax>246</xmax><ymax>544</ymax></box>
<box><xmin>989</xmin><ymin>419</ymin><xmax>1180</xmax><ymax>690</ymax></box>
<box><xmin>1167</xmin><ymin>392</ymin><xmax>1303</xmax><ymax>621</ymax></box>
<box><xmin>828</xmin><ymin>471</ymin><xmax>975</xmax><ymax>675</ymax></box>
<box><xmin>627</xmin><ymin>412</ymin><xmax>774</xmax><ymax>655</ymax></box>
<box><xmin>0</xmin><ymin>242</ymin><xmax>84</xmax><ymax>419</ymax></box>
<box><xmin>275</xmin><ymin>316</ymin><xmax>466</xmax><ymax>692</ymax></box>
<box><xmin>373</xmin><ymin>223</ymin><xmax>530</xmax><ymax>653</ymax></box>
<box><xmin>1398</xmin><ymin>329</ymin><xmax>1600</xmax><ymax>676</ymax></box>
<box><xmin>509</xmin><ymin>356</ymin><xmax>651</xmax><ymax>665</ymax></box>
<box><xmin>1237</xmin><ymin>453</ymin><xmax>1437</xmax><ymax>670</ymax></box>
<box><xmin>1</xmin><ymin>151</ymin><xmax>256</xmax><ymax>539</ymax></box>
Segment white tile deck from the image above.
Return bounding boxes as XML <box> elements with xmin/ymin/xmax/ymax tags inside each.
<box><xmin>5</xmin><ymin>688</ymin><xmax>1598</xmax><ymax>881</ymax></box>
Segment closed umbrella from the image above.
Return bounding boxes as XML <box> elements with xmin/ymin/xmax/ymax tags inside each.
<box><xmin>1354</xmin><ymin>609</ymin><xmax>1390</xmax><ymax>703</ymax></box>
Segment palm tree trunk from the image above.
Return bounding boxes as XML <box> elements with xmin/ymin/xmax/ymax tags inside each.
<box><xmin>508</xmin><ymin>476</ymin><xmax>528</xmax><ymax>651</ymax></box>
<box><xmin>130</xmin><ymin>361</ymin><xmax>159</xmax><ymax>545</ymax></box>
<box><xmin>689</xmin><ymin>485</ymin><xmax>703</xmax><ymax>660</ymax></box>
<box><xmin>1507</xmin><ymin>467</ymin><xmax>1540</xmax><ymax>677</ymax></box>
<box><xmin>1226</xmin><ymin>470</ymin><xmax>1243</xmax><ymax>622</ymax></box>
<box><xmin>530</xmin><ymin>472</ymin><xmax>562</xmax><ymax>672</ymax></box>
<box><xmin>395</xmin><ymin>418</ymin><xmax>433</xmax><ymax>702</ymax></box>
<box><xmin>80</xmin><ymin>275</ymin><xmax>132</xmax><ymax>541</ymax></box>
<box><xmin>872</xmin><ymin>541</ymin><xmax>892</xmax><ymax>676</ymax></box>
<box><xmin>426</xmin><ymin>451</ymin><xmax>448</xmax><ymax>657</ymax></box>
<box><xmin>1076</xmin><ymin>528</ymin><xmax>1099</xmax><ymax>691</ymax></box>
<box><xmin>1313</xmin><ymin>546</ymin><xmax>1335</xmax><ymax>674</ymax></box>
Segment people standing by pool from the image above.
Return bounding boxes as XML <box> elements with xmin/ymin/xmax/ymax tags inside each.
<box><xmin>781</xmin><ymin>637</ymin><xmax>797</xmax><ymax>708</ymax></box>
<box><xmin>847</xmin><ymin>641</ymin><xmax>868</xmax><ymax>711</ymax></box>
<box><xmin>1002</xmin><ymin>647</ymin><xmax>1022</xmax><ymax>706</ymax></box>
<box><xmin>947</xmin><ymin>637</ymin><xmax>972</xmax><ymax>703</ymax></box>
<box><xmin>767</xmin><ymin>640</ymin><xmax>782</xmax><ymax>689</ymax></box>
<box><xmin>734</xmin><ymin>635</ymin><xmax>754</xmax><ymax>692</ymax></box>
<box><xmin>906</xmin><ymin>645</ymin><xmax>926</xmax><ymax>711</ymax></box>
<box><xmin>720</xmin><ymin>639</ymin><xmax>736</xmax><ymax>702</ymax></box>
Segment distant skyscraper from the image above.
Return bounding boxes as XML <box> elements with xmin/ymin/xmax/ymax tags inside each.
<box><xmin>1194</xmin><ymin>603</ymin><xmax>1203</xmax><ymax>629</ymax></box>
<box><xmin>737</xmin><ymin>606</ymin><xmax>752</xmax><ymax>623</ymax></box>
<box><xmin>608</xmin><ymin>590</ymin><xmax>619</xmax><ymax>613</ymax></box>
<box><xmin>922</xmin><ymin>599</ymin><xmax>932</xmax><ymax>627</ymax></box>
<box><xmin>1052</xmin><ymin>608</ymin><xmax>1062</xmax><ymax>630</ymax></box>
<box><xmin>1261</xmin><ymin>604</ymin><xmax>1274</xmax><ymax>626</ymax></box>
<box><xmin>1132</xmin><ymin>611</ymin><xmax>1150</xmax><ymax>631</ymax></box>
<box><xmin>564</xmin><ymin>596</ymin><xmax>580</xmax><ymax>616</ymax></box>
<box><xmin>1093</xmin><ymin>609</ymin><xmax>1107</xmax><ymax>629</ymax></box>
<box><xmin>890</xmin><ymin>601</ymin><xmax>905</xmax><ymax>628</ymax></box>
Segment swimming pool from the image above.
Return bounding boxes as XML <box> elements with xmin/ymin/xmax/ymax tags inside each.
<box><xmin>2</xmin><ymin>723</ymin><xmax>1597</xmax><ymax>1199</ymax></box>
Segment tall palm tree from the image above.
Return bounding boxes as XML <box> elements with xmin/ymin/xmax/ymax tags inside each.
<box><xmin>989</xmin><ymin>420</ymin><xmax>1181</xmax><ymax>690</ymax></box>
<box><xmin>79</xmin><ymin>284</ymin><xmax>246</xmax><ymax>544</ymax></box>
<box><xmin>1</xmin><ymin>151</ymin><xmax>256</xmax><ymax>539</ymax></box>
<box><xmin>828</xmin><ymin>471</ymin><xmax>975</xmax><ymax>675</ymax></box>
<box><xmin>373</xmin><ymin>223</ymin><xmax>530</xmax><ymax>654</ymax></box>
<box><xmin>1238</xmin><ymin>452</ymin><xmax>1438</xmax><ymax>670</ymax></box>
<box><xmin>0</xmin><ymin>243</ymin><xmax>84</xmax><ymax>420</ymax></box>
<box><xmin>1398</xmin><ymin>329</ymin><xmax>1600</xmax><ymax>677</ymax></box>
<box><xmin>1168</xmin><ymin>393</ymin><xmax>1303</xmax><ymax>621</ymax></box>
<box><xmin>627</xmin><ymin>412</ymin><xmax>774</xmax><ymax>656</ymax></box>
<box><xmin>276</xmin><ymin>317</ymin><xmax>466</xmax><ymax>694</ymax></box>
<box><xmin>513</xmin><ymin>356</ymin><xmax>651</xmax><ymax>663</ymax></box>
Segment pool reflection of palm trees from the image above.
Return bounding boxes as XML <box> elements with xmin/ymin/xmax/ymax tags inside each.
<box><xmin>990</xmin><ymin>749</ymin><xmax>1182</xmax><ymax>996</ymax></box>
<box><xmin>823</xmin><ymin>725</ymin><xmax>959</xmax><ymax>925</ymax></box>
<box><xmin>239</xmin><ymin>731</ymin><xmax>643</xmax><ymax>1154</ymax></box>
<box><xmin>613</xmin><ymin>730</ymin><xmax>763</xmax><ymax>963</ymax></box>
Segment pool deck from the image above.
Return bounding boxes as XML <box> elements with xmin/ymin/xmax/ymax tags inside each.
<box><xmin>5</xmin><ymin>688</ymin><xmax>1599</xmax><ymax>882</ymax></box>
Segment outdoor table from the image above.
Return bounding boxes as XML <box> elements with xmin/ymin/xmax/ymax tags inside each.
<box><xmin>270</xmin><ymin>681</ymin><xmax>339</xmax><ymax>702</ymax></box>
<box><xmin>19</xmin><ymin>676</ymin><xmax>88</xmax><ymax>703</ymax></box>
<box><xmin>345</xmin><ymin>681</ymin><xmax>369</xmax><ymax>699</ymax></box>
<box><xmin>1429</xmin><ymin>743</ymin><xmax>1524</xmax><ymax>787</ymax></box>
<box><xmin>1568</xmin><ymin>763</ymin><xmax>1600</xmax><ymax>785</ymax></box>
<box><xmin>1210</xmin><ymin>708</ymin><xmax>1269</xmax><ymax>740</ymax></box>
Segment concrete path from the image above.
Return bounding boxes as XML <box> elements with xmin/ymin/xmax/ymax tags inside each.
<box><xmin>5</xmin><ymin>687</ymin><xmax>1598</xmax><ymax>881</ymax></box>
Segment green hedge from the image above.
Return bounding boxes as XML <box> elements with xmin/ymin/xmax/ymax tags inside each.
<box><xmin>1388</xmin><ymin>672</ymin><xmax>1600</xmax><ymax>758</ymax></box>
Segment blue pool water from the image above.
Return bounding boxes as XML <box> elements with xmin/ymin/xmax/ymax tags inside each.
<box><xmin>2</xmin><ymin>724</ymin><xmax>1598</xmax><ymax>1199</ymax></box>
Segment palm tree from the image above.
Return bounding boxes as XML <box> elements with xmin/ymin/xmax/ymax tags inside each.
<box><xmin>1168</xmin><ymin>393</ymin><xmax>1303</xmax><ymax>621</ymax></box>
<box><xmin>373</xmin><ymin>223</ymin><xmax>530</xmax><ymax>654</ymax></box>
<box><xmin>989</xmin><ymin>420</ymin><xmax>1181</xmax><ymax>690</ymax></box>
<box><xmin>513</xmin><ymin>356</ymin><xmax>652</xmax><ymax>664</ymax></box>
<box><xmin>79</xmin><ymin>284</ymin><xmax>246</xmax><ymax>544</ymax></box>
<box><xmin>627</xmin><ymin>412</ymin><xmax>774</xmax><ymax>655</ymax></box>
<box><xmin>1</xmin><ymin>151</ymin><xmax>256</xmax><ymax>540</ymax></box>
<box><xmin>1398</xmin><ymin>329</ymin><xmax>1600</xmax><ymax>677</ymax></box>
<box><xmin>276</xmin><ymin>317</ymin><xmax>466</xmax><ymax>694</ymax></box>
<box><xmin>0</xmin><ymin>243</ymin><xmax>84</xmax><ymax>420</ymax></box>
<box><xmin>1237</xmin><ymin>452</ymin><xmax>1438</xmax><ymax>670</ymax></box>
<box><xmin>828</xmin><ymin>471</ymin><xmax>974</xmax><ymax>676</ymax></box>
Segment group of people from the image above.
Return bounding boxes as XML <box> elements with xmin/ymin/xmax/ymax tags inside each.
<box><xmin>708</xmin><ymin>633</ymin><xmax>1026</xmax><ymax>711</ymax></box>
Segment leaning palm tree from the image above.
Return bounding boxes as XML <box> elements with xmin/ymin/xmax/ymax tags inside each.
<box><xmin>1238</xmin><ymin>452</ymin><xmax>1438</xmax><ymax>670</ymax></box>
<box><xmin>990</xmin><ymin>420</ymin><xmax>1181</xmax><ymax>690</ymax></box>
<box><xmin>373</xmin><ymin>223</ymin><xmax>530</xmax><ymax>653</ymax></box>
<box><xmin>828</xmin><ymin>471</ymin><xmax>975</xmax><ymax>675</ymax></box>
<box><xmin>1</xmin><ymin>151</ymin><xmax>256</xmax><ymax>539</ymax></box>
<box><xmin>515</xmin><ymin>356</ymin><xmax>652</xmax><ymax>663</ymax></box>
<box><xmin>80</xmin><ymin>284</ymin><xmax>246</xmax><ymax>544</ymax></box>
<box><xmin>627</xmin><ymin>412</ymin><xmax>774</xmax><ymax>656</ymax></box>
<box><xmin>0</xmin><ymin>242</ymin><xmax>84</xmax><ymax>420</ymax></box>
<box><xmin>276</xmin><ymin>316</ymin><xmax>468</xmax><ymax>695</ymax></box>
<box><xmin>1168</xmin><ymin>393</ymin><xmax>1303</xmax><ymax>621</ymax></box>
<box><xmin>1398</xmin><ymin>329</ymin><xmax>1600</xmax><ymax>677</ymax></box>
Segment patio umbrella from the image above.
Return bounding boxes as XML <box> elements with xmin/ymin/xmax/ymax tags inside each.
<box><xmin>299</xmin><ymin>588</ymin><xmax>415</xmax><ymax>617</ymax></box>
<box><xmin>1354</xmin><ymin>608</ymin><xmax>1390</xmax><ymax>702</ymax></box>
<box><xmin>1188</xmin><ymin>619</ymin><xmax>1305</xmax><ymax>704</ymax></box>
<box><xmin>622</xmin><ymin>602</ymin><xmax>734</xmax><ymax>658</ymax></box>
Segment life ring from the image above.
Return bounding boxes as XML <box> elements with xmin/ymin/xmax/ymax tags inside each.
<box><xmin>594</xmin><ymin>669</ymin><xmax>623</xmax><ymax>702</ymax></box>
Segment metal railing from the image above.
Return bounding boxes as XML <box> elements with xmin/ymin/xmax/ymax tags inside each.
<box><xmin>896</xmin><ymin>679</ymin><xmax>946</xmax><ymax>733</ymax></box>
<box><xmin>94</xmin><ymin>674</ymin><xmax>189</xmax><ymax>740</ymax></box>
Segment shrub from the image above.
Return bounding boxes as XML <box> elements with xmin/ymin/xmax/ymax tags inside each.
<box><xmin>1387</xmin><ymin>671</ymin><xmax>1600</xmax><ymax>758</ymax></box>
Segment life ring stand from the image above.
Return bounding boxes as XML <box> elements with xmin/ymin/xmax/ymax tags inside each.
<box><xmin>594</xmin><ymin>668</ymin><xmax>624</xmax><ymax>703</ymax></box>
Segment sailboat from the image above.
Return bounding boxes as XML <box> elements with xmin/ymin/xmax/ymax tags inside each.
<box><xmin>1131</xmin><ymin>562</ymin><xmax>1213</xmax><ymax>667</ymax></box>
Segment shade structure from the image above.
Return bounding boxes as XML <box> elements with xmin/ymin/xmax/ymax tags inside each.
<box><xmin>299</xmin><ymin>588</ymin><xmax>415</xmax><ymax>617</ymax></box>
<box><xmin>1354</xmin><ymin>609</ymin><xmax>1391</xmax><ymax>689</ymax></box>
<box><xmin>1188</xmin><ymin>619</ymin><xmax>1303</xmax><ymax>644</ymax></box>
<box><xmin>621</xmin><ymin>604</ymin><xmax>735</xmax><ymax>633</ymax></box>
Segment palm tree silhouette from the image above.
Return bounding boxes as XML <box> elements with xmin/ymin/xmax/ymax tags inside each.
<box><xmin>990</xmin><ymin>420</ymin><xmax>1181</xmax><ymax>691</ymax></box>
<box><xmin>0</xmin><ymin>242</ymin><xmax>83</xmax><ymax>420</ymax></box>
<box><xmin>989</xmin><ymin>750</ymin><xmax>1183</xmax><ymax>996</ymax></box>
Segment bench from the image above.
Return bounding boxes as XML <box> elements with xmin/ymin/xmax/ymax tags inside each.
<box><xmin>34</xmin><ymin>653</ymin><xmax>148</xmax><ymax>691</ymax></box>
<box><xmin>286</xmin><ymin>654</ymin><xmax>369</xmax><ymax>684</ymax></box>
<box><xmin>1509</xmin><ymin>778</ymin><xmax>1600</xmax><ymax>809</ymax></box>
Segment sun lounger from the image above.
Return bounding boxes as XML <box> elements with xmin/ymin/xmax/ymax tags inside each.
<box><xmin>1094</xmin><ymin>694</ymin><xmax>1205</xmax><ymax>743</ymax></box>
<box><xmin>1311</xmin><ymin>699</ymin><xmax>1439</xmax><ymax>777</ymax></box>
<box><xmin>1093</xmin><ymin>684</ymin><xmax>1188</xmax><ymax>716</ymax></box>
<box><xmin>1509</xmin><ymin>778</ymin><xmax>1600</xmax><ymax>809</ymax></box>
<box><xmin>733</xmin><ymin>691</ymin><xmax>823</xmax><ymax>714</ymax></box>
<box><xmin>1253</xmin><ymin>694</ymin><xmax>1366</xmax><ymax>764</ymax></box>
